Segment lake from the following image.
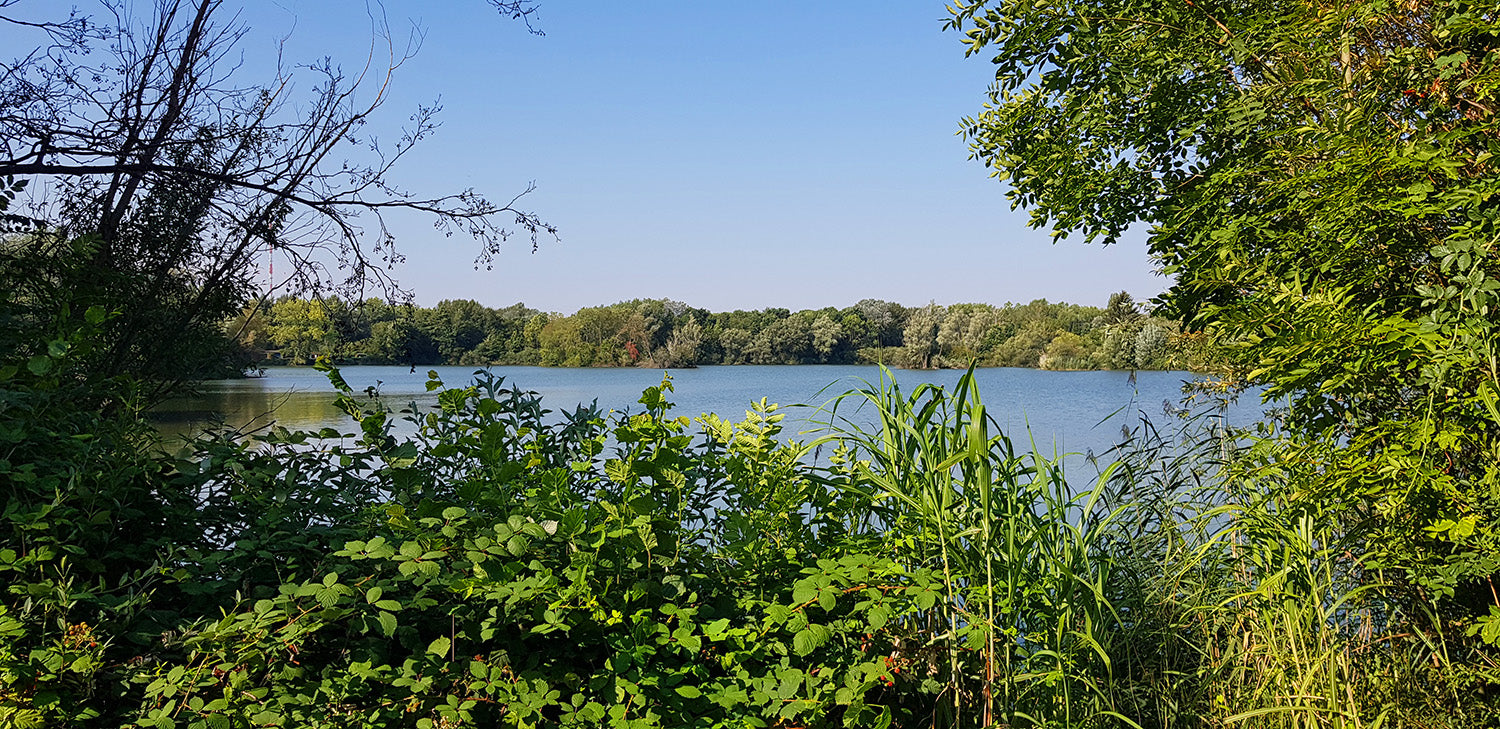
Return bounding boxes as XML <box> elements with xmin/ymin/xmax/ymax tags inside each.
<box><xmin>151</xmin><ymin>365</ymin><xmax>1262</xmax><ymax>467</ymax></box>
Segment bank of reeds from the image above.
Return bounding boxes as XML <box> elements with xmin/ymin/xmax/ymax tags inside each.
<box><xmin>811</xmin><ymin>366</ymin><xmax>1492</xmax><ymax>727</ymax></box>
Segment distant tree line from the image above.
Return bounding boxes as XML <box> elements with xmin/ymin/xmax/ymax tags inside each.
<box><xmin>232</xmin><ymin>292</ymin><xmax>1189</xmax><ymax>370</ymax></box>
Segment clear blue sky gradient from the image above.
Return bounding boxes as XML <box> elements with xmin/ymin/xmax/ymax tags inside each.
<box><xmin>34</xmin><ymin>2</ymin><xmax>1172</xmax><ymax>313</ymax></box>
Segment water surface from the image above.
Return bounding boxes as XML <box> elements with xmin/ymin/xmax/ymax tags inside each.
<box><xmin>152</xmin><ymin>365</ymin><xmax>1257</xmax><ymax>463</ymax></box>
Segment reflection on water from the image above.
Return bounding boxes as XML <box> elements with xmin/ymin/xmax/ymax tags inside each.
<box><xmin>151</xmin><ymin>388</ymin><xmax>352</xmax><ymax>441</ymax></box>
<box><xmin>150</xmin><ymin>371</ymin><xmax>449</xmax><ymax>442</ymax></box>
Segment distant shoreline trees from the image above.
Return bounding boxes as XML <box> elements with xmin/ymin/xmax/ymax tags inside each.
<box><xmin>239</xmin><ymin>292</ymin><xmax>1190</xmax><ymax>371</ymax></box>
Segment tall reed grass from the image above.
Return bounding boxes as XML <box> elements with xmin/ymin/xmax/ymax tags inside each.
<box><xmin>808</xmin><ymin>366</ymin><xmax>1488</xmax><ymax>728</ymax></box>
<box><xmin>811</xmin><ymin>366</ymin><xmax>1132</xmax><ymax>727</ymax></box>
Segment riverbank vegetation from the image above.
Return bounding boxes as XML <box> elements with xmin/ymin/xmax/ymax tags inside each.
<box><xmin>4</xmin><ymin>0</ymin><xmax>1500</xmax><ymax>726</ymax></box>
<box><xmin>5</xmin><ymin>348</ymin><xmax>1498</xmax><ymax>727</ymax></box>
<box><xmin>237</xmin><ymin>292</ymin><xmax>1188</xmax><ymax>371</ymax></box>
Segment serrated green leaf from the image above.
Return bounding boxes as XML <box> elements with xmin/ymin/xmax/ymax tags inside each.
<box><xmin>26</xmin><ymin>356</ymin><xmax>51</xmax><ymax>376</ymax></box>
<box><xmin>377</xmin><ymin>611</ymin><xmax>397</xmax><ymax>637</ymax></box>
<box><xmin>792</xmin><ymin>628</ymin><xmax>817</xmax><ymax>656</ymax></box>
<box><xmin>817</xmin><ymin>589</ymin><xmax>836</xmax><ymax>612</ymax></box>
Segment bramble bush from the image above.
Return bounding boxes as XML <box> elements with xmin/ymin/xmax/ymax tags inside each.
<box><xmin>3</xmin><ymin>345</ymin><xmax>954</xmax><ymax>728</ymax></box>
<box><xmin>129</xmin><ymin>367</ymin><xmax>932</xmax><ymax>729</ymax></box>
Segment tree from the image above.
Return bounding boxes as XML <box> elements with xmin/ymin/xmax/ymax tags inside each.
<box><xmin>618</xmin><ymin>310</ymin><xmax>654</xmax><ymax>365</ymax></box>
<box><xmin>1102</xmin><ymin>292</ymin><xmax>1141</xmax><ymax>326</ymax></box>
<box><xmin>902</xmin><ymin>302</ymin><xmax>943</xmax><ymax>369</ymax></box>
<box><xmin>223</xmin><ymin>304</ymin><xmax>270</xmax><ymax>354</ymax></box>
<box><xmin>521</xmin><ymin>312</ymin><xmax>549</xmax><ymax>350</ymax></box>
<box><xmin>718</xmin><ymin>327</ymin><xmax>752</xmax><ymax>364</ymax></box>
<box><xmin>743</xmin><ymin>329</ymin><xmax>775</xmax><ymax>365</ymax></box>
<box><xmin>0</xmin><ymin>0</ymin><xmax>552</xmax><ymax>387</ymax></box>
<box><xmin>1132</xmin><ymin>320</ymin><xmax>1173</xmax><ymax>370</ymax></box>
<box><xmin>811</xmin><ymin>314</ymin><xmax>842</xmax><ymax>363</ymax></box>
<box><xmin>657</xmin><ymin>315</ymin><xmax>702</xmax><ymax>368</ymax></box>
<box><xmin>265</xmin><ymin>297</ymin><xmax>333</xmax><ymax>364</ymax></box>
<box><xmin>774</xmin><ymin>314</ymin><xmax>816</xmax><ymax>364</ymax></box>
<box><xmin>989</xmin><ymin>320</ymin><xmax>1055</xmax><ymax>369</ymax></box>
<box><xmin>538</xmin><ymin>315</ymin><xmax>588</xmax><ymax>367</ymax></box>
<box><xmin>1040</xmin><ymin>330</ymin><xmax>1086</xmax><ymax>370</ymax></box>
<box><xmin>854</xmin><ymin>299</ymin><xmax>906</xmax><ymax>347</ymax></box>
<box><xmin>949</xmin><ymin>0</ymin><xmax>1500</xmax><ymax>647</ymax></box>
<box><xmin>1094</xmin><ymin>320</ymin><xmax>1141</xmax><ymax>371</ymax></box>
<box><xmin>421</xmin><ymin>299</ymin><xmax>492</xmax><ymax>364</ymax></box>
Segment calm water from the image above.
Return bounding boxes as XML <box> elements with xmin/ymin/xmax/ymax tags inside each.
<box><xmin>151</xmin><ymin>365</ymin><xmax>1258</xmax><ymax>462</ymax></box>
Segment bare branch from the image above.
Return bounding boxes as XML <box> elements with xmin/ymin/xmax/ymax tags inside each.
<box><xmin>0</xmin><ymin>0</ymin><xmax>552</xmax><ymax>382</ymax></box>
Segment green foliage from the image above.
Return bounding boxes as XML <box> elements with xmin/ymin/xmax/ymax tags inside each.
<box><xmin>811</xmin><ymin>366</ymin><xmax>1140</xmax><ymax>727</ymax></box>
<box><xmin>265</xmin><ymin>298</ymin><xmax>335</xmax><ymax>365</ymax></box>
<box><xmin>249</xmin><ymin>294</ymin><xmax>1191</xmax><ymax>371</ymax></box>
<box><xmin>0</xmin><ymin>309</ymin><xmax>199</xmax><ymax>725</ymax></box>
<box><xmin>110</xmin><ymin>367</ymin><xmax>936</xmax><ymax>728</ymax></box>
<box><xmin>9</xmin><ymin>0</ymin><xmax>1500</xmax><ymax>723</ymax></box>
<box><xmin>950</xmin><ymin>0</ymin><xmax>1500</xmax><ymax>713</ymax></box>
<box><xmin>0</xmin><ymin>232</ymin><xmax>246</xmax><ymax>388</ymax></box>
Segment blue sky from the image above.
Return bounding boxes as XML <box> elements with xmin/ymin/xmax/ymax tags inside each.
<box><xmin>63</xmin><ymin>2</ymin><xmax>1172</xmax><ymax>313</ymax></box>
